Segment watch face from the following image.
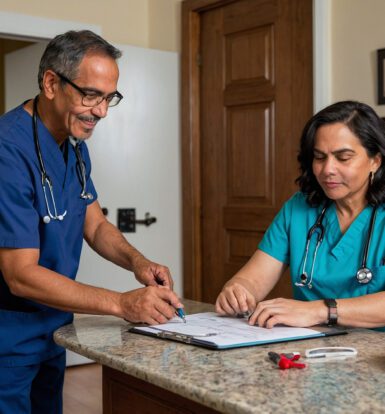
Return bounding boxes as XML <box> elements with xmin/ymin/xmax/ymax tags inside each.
<box><xmin>324</xmin><ymin>299</ymin><xmax>337</xmax><ymax>326</ymax></box>
<box><xmin>325</xmin><ymin>299</ymin><xmax>337</xmax><ymax>308</ymax></box>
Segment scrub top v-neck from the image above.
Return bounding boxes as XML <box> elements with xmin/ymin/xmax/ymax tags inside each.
<box><xmin>259</xmin><ymin>192</ymin><xmax>385</xmax><ymax>304</ymax></box>
<box><xmin>0</xmin><ymin>103</ymin><xmax>98</xmax><ymax>367</ymax></box>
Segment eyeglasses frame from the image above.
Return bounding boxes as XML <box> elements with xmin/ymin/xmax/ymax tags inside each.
<box><xmin>55</xmin><ymin>72</ymin><xmax>123</xmax><ymax>107</ymax></box>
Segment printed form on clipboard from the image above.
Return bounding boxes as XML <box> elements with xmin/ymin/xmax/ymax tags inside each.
<box><xmin>129</xmin><ymin>312</ymin><xmax>346</xmax><ymax>350</ymax></box>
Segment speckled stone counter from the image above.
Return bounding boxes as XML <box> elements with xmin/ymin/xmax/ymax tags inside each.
<box><xmin>54</xmin><ymin>300</ymin><xmax>385</xmax><ymax>414</ymax></box>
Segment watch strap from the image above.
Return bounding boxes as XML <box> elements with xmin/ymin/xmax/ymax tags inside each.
<box><xmin>324</xmin><ymin>298</ymin><xmax>338</xmax><ymax>326</ymax></box>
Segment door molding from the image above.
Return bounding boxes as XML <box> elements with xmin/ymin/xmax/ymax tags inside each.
<box><xmin>182</xmin><ymin>0</ymin><xmax>314</xmax><ymax>301</ymax></box>
<box><xmin>313</xmin><ymin>0</ymin><xmax>331</xmax><ymax>112</ymax></box>
<box><xmin>0</xmin><ymin>10</ymin><xmax>101</xmax><ymax>41</ymax></box>
<box><xmin>182</xmin><ymin>0</ymin><xmax>238</xmax><ymax>300</ymax></box>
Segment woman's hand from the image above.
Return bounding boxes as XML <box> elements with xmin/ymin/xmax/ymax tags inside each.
<box><xmin>248</xmin><ymin>298</ymin><xmax>327</xmax><ymax>328</ymax></box>
<box><xmin>215</xmin><ymin>281</ymin><xmax>257</xmax><ymax>316</ymax></box>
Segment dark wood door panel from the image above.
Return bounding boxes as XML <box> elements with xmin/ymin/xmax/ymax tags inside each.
<box><xmin>223</xmin><ymin>0</ymin><xmax>278</xmax><ymax>34</ymax></box>
<box><xmin>225</xmin><ymin>25</ymin><xmax>274</xmax><ymax>85</ymax></box>
<box><xmin>182</xmin><ymin>0</ymin><xmax>313</xmax><ymax>304</ymax></box>
<box><xmin>224</xmin><ymin>206</ymin><xmax>276</xmax><ymax>230</ymax></box>
<box><xmin>227</xmin><ymin>103</ymin><xmax>273</xmax><ymax>205</ymax></box>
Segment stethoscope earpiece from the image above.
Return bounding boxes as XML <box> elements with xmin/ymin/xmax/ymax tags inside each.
<box><xmin>80</xmin><ymin>192</ymin><xmax>94</xmax><ymax>201</ymax></box>
<box><xmin>43</xmin><ymin>216</ymin><xmax>51</xmax><ymax>224</ymax></box>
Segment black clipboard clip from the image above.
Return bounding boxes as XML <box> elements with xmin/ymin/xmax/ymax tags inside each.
<box><xmin>152</xmin><ymin>328</ymin><xmax>217</xmax><ymax>342</ymax></box>
<box><xmin>155</xmin><ymin>330</ymin><xmax>195</xmax><ymax>344</ymax></box>
<box><xmin>129</xmin><ymin>326</ymin><xmax>217</xmax><ymax>345</ymax></box>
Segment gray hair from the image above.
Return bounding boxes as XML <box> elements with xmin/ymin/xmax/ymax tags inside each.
<box><xmin>38</xmin><ymin>30</ymin><xmax>122</xmax><ymax>90</ymax></box>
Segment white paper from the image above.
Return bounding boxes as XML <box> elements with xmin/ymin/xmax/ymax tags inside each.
<box><xmin>134</xmin><ymin>312</ymin><xmax>323</xmax><ymax>347</ymax></box>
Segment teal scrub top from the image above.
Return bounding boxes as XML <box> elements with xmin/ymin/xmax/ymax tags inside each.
<box><xmin>259</xmin><ymin>192</ymin><xmax>385</xmax><ymax>307</ymax></box>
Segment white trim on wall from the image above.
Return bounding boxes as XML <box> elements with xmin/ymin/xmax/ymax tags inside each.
<box><xmin>313</xmin><ymin>0</ymin><xmax>331</xmax><ymax>113</ymax></box>
<box><xmin>0</xmin><ymin>11</ymin><xmax>101</xmax><ymax>41</ymax></box>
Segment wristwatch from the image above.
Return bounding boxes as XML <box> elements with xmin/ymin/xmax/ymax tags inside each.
<box><xmin>324</xmin><ymin>299</ymin><xmax>338</xmax><ymax>326</ymax></box>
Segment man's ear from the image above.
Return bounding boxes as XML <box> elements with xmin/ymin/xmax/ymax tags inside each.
<box><xmin>41</xmin><ymin>70</ymin><xmax>59</xmax><ymax>100</ymax></box>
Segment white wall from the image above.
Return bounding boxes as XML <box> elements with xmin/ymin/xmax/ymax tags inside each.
<box><xmin>4</xmin><ymin>42</ymin><xmax>47</xmax><ymax>110</ymax></box>
<box><xmin>79</xmin><ymin>44</ymin><xmax>182</xmax><ymax>296</ymax></box>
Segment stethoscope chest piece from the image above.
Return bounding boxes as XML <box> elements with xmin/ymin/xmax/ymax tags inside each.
<box><xmin>43</xmin><ymin>213</ymin><xmax>66</xmax><ymax>224</ymax></box>
<box><xmin>356</xmin><ymin>267</ymin><xmax>373</xmax><ymax>284</ymax></box>
<box><xmin>295</xmin><ymin>272</ymin><xmax>312</xmax><ymax>288</ymax></box>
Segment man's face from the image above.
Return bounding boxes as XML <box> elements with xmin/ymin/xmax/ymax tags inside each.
<box><xmin>51</xmin><ymin>53</ymin><xmax>119</xmax><ymax>141</ymax></box>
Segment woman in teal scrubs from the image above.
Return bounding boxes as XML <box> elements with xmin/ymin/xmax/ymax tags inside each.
<box><xmin>216</xmin><ymin>101</ymin><xmax>385</xmax><ymax>329</ymax></box>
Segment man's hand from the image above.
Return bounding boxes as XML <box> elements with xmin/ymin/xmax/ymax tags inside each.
<box><xmin>131</xmin><ymin>255</ymin><xmax>174</xmax><ymax>290</ymax></box>
<box><xmin>120</xmin><ymin>286</ymin><xmax>183</xmax><ymax>325</ymax></box>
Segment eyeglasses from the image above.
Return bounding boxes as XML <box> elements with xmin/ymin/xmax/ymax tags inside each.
<box><xmin>56</xmin><ymin>72</ymin><xmax>123</xmax><ymax>107</ymax></box>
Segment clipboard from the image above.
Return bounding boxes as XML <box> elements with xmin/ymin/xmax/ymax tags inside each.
<box><xmin>129</xmin><ymin>312</ymin><xmax>347</xmax><ymax>350</ymax></box>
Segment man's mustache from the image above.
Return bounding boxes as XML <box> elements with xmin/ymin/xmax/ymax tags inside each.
<box><xmin>77</xmin><ymin>115</ymin><xmax>101</xmax><ymax>123</ymax></box>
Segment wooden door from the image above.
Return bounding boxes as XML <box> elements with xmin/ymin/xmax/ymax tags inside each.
<box><xmin>182</xmin><ymin>0</ymin><xmax>313</xmax><ymax>303</ymax></box>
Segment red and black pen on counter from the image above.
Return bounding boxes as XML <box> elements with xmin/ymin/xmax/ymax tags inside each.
<box><xmin>268</xmin><ymin>352</ymin><xmax>306</xmax><ymax>369</ymax></box>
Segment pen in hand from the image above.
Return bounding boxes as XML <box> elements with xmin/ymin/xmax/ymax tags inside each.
<box><xmin>155</xmin><ymin>275</ymin><xmax>186</xmax><ymax>323</ymax></box>
<box><xmin>176</xmin><ymin>308</ymin><xmax>187</xmax><ymax>323</ymax></box>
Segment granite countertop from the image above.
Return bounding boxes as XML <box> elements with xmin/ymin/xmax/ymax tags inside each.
<box><xmin>54</xmin><ymin>300</ymin><xmax>385</xmax><ymax>414</ymax></box>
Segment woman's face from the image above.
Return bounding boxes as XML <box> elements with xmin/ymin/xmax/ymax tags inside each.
<box><xmin>312</xmin><ymin>122</ymin><xmax>381</xmax><ymax>206</ymax></box>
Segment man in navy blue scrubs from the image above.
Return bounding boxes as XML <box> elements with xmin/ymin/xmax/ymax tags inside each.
<box><xmin>0</xmin><ymin>30</ymin><xmax>182</xmax><ymax>414</ymax></box>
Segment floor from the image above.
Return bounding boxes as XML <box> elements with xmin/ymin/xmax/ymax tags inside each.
<box><xmin>63</xmin><ymin>363</ymin><xmax>102</xmax><ymax>414</ymax></box>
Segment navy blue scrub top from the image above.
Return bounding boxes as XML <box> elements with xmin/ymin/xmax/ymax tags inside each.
<box><xmin>0</xmin><ymin>103</ymin><xmax>98</xmax><ymax>366</ymax></box>
<box><xmin>259</xmin><ymin>192</ymin><xmax>385</xmax><ymax>331</ymax></box>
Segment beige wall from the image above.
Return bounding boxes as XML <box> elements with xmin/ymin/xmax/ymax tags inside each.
<box><xmin>4</xmin><ymin>1</ymin><xmax>385</xmax><ymax>114</ymax></box>
<box><xmin>0</xmin><ymin>0</ymin><xmax>182</xmax><ymax>52</ymax></box>
<box><xmin>331</xmin><ymin>0</ymin><xmax>385</xmax><ymax>116</ymax></box>
<box><xmin>149</xmin><ymin>0</ymin><xmax>182</xmax><ymax>52</ymax></box>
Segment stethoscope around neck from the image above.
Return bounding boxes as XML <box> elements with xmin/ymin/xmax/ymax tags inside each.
<box><xmin>32</xmin><ymin>96</ymin><xmax>93</xmax><ymax>224</ymax></box>
<box><xmin>295</xmin><ymin>202</ymin><xmax>378</xmax><ymax>288</ymax></box>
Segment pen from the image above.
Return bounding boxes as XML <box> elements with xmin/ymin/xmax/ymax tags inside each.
<box><xmin>236</xmin><ymin>311</ymin><xmax>250</xmax><ymax>318</ymax></box>
<box><xmin>176</xmin><ymin>308</ymin><xmax>187</xmax><ymax>323</ymax></box>
<box><xmin>268</xmin><ymin>351</ymin><xmax>305</xmax><ymax>369</ymax></box>
<box><xmin>154</xmin><ymin>276</ymin><xmax>186</xmax><ymax>323</ymax></box>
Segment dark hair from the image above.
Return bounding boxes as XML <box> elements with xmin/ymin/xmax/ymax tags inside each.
<box><xmin>296</xmin><ymin>100</ymin><xmax>385</xmax><ymax>206</ymax></box>
<box><xmin>38</xmin><ymin>30</ymin><xmax>122</xmax><ymax>89</ymax></box>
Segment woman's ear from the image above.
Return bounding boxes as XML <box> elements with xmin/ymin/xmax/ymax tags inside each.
<box><xmin>372</xmin><ymin>152</ymin><xmax>382</xmax><ymax>174</ymax></box>
<box><xmin>41</xmin><ymin>70</ymin><xmax>59</xmax><ymax>100</ymax></box>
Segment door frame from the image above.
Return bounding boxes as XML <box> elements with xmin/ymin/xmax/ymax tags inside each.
<box><xmin>182</xmin><ymin>0</ymin><xmax>237</xmax><ymax>300</ymax></box>
<box><xmin>182</xmin><ymin>0</ymin><xmax>320</xmax><ymax>301</ymax></box>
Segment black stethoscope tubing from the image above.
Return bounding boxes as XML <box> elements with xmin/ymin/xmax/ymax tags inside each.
<box><xmin>296</xmin><ymin>202</ymin><xmax>377</xmax><ymax>288</ymax></box>
<box><xmin>32</xmin><ymin>97</ymin><xmax>48</xmax><ymax>184</ymax></box>
<box><xmin>32</xmin><ymin>96</ymin><xmax>93</xmax><ymax>224</ymax></box>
